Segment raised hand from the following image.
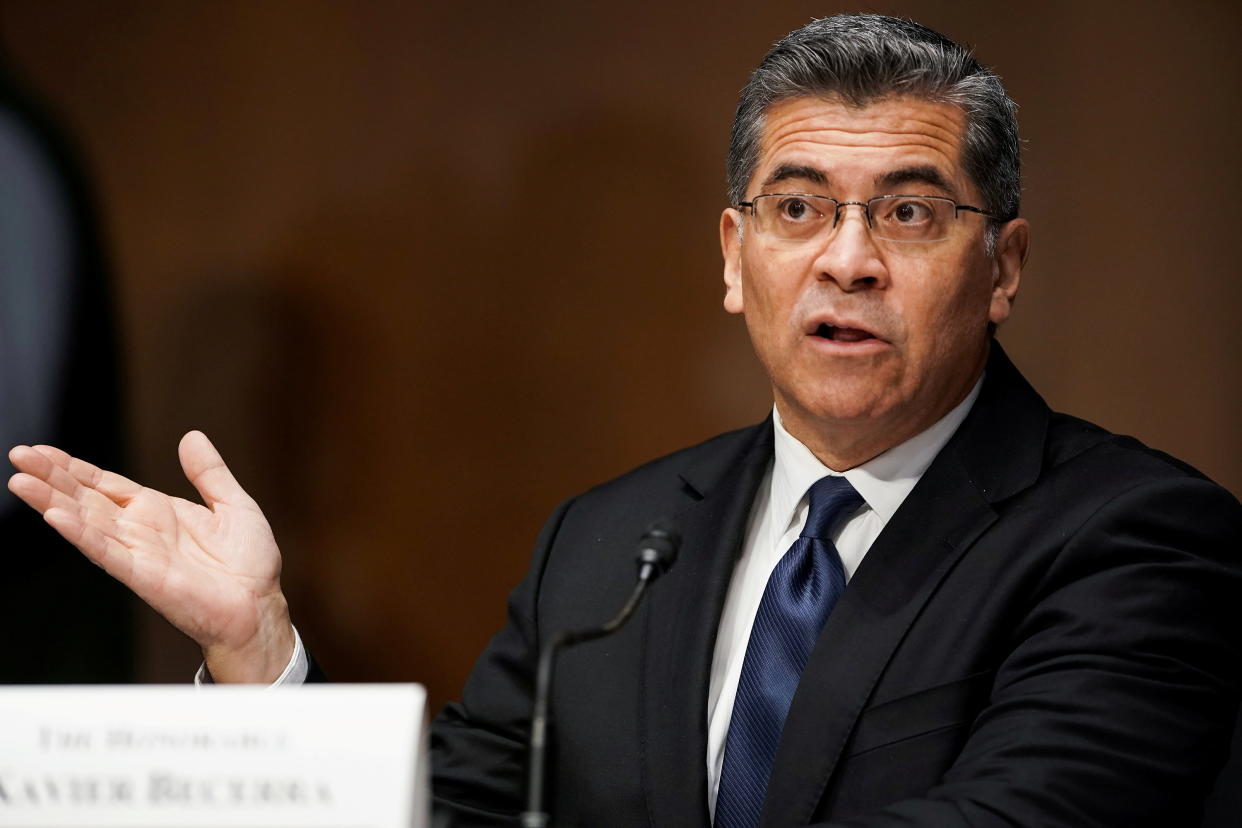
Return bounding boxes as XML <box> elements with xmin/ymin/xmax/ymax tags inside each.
<box><xmin>7</xmin><ymin>431</ymin><xmax>294</xmax><ymax>683</ymax></box>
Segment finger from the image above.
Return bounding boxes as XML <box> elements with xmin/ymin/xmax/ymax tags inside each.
<box><xmin>9</xmin><ymin>471</ymin><xmax>94</xmax><ymax>517</ymax></box>
<box><xmin>17</xmin><ymin>444</ymin><xmax>97</xmax><ymax>493</ymax></box>
<box><xmin>43</xmin><ymin>506</ymin><xmax>136</xmax><ymax>582</ymax></box>
<box><xmin>178</xmin><ymin>431</ymin><xmax>254</xmax><ymax>510</ymax></box>
<box><xmin>13</xmin><ymin>473</ymin><xmax>170</xmax><ymax>596</ymax></box>
<box><xmin>25</xmin><ymin>443</ymin><xmax>74</xmax><ymax>469</ymax></box>
<box><xmin>33</xmin><ymin>446</ymin><xmax>144</xmax><ymax>504</ymax></box>
<box><xmin>10</xmin><ymin>474</ymin><xmax>132</xmax><ymax>544</ymax></box>
<box><xmin>21</xmin><ymin>450</ymin><xmax>192</xmax><ymax>546</ymax></box>
<box><xmin>12</xmin><ymin>445</ymin><xmax>126</xmax><ymax>513</ymax></box>
<box><xmin>16</xmin><ymin>444</ymin><xmax>143</xmax><ymax>503</ymax></box>
<box><xmin>9</xmin><ymin>444</ymin><xmax>55</xmax><ymax>478</ymax></box>
<box><xmin>8</xmin><ymin>471</ymin><xmax>61</xmax><ymax>514</ymax></box>
<box><xmin>12</xmin><ymin>445</ymin><xmax>95</xmax><ymax>496</ymax></box>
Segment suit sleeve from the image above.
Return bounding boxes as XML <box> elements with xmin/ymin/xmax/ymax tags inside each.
<box><xmin>428</xmin><ymin>496</ymin><xmax>575</xmax><ymax>827</ymax></box>
<box><xmin>813</xmin><ymin>477</ymin><xmax>1242</xmax><ymax>827</ymax></box>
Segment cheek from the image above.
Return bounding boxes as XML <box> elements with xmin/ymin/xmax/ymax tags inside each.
<box><xmin>740</xmin><ymin>256</ymin><xmax>798</xmax><ymax>330</ymax></box>
<box><xmin>900</xmin><ymin>270</ymin><xmax>992</xmax><ymax>355</ymax></box>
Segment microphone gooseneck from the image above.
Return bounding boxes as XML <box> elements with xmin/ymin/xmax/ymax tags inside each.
<box><xmin>519</xmin><ymin>523</ymin><xmax>681</xmax><ymax>828</ymax></box>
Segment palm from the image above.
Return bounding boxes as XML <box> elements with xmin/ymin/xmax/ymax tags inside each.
<box><xmin>110</xmin><ymin>480</ymin><xmax>277</xmax><ymax>648</ymax></box>
<box><xmin>7</xmin><ymin>431</ymin><xmax>290</xmax><ymax>679</ymax></box>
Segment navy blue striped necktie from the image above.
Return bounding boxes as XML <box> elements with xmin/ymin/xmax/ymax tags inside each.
<box><xmin>714</xmin><ymin>475</ymin><xmax>864</xmax><ymax>828</ymax></box>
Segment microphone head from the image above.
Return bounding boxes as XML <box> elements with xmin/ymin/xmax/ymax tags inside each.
<box><xmin>635</xmin><ymin>521</ymin><xmax>680</xmax><ymax>580</ymax></box>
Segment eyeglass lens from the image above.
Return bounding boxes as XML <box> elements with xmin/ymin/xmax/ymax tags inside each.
<box><xmin>750</xmin><ymin>194</ymin><xmax>962</xmax><ymax>243</ymax></box>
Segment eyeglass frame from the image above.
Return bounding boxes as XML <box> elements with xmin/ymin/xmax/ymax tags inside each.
<box><xmin>734</xmin><ymin>193</ymin><xmax>1014</xmax><ymax>244</ymax></box>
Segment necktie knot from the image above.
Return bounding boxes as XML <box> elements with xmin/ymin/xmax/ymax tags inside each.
<box><xmin>800</xmin><ymin>475</ymin><xmax>863</xmax><ymax>540</ymax></box>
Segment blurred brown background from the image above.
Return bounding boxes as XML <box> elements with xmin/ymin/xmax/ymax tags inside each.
<box><xmin>1</xmin><ymin>0</ymin><xmax>1238</xmax><ymax>710</ymax></box>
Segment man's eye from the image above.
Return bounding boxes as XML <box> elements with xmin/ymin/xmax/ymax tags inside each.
<box><xmin>778</xmin><ymin>198</ymin><xmax>818</xmax><ymax>221</ymax></box>
<box><xmin>889</xmin><ymin>200</ymin><xmax>933</xmax><ymax>223</ymax></box>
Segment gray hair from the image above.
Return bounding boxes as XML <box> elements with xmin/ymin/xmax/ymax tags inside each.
<box><xmin>727</xmin><ymin>14</ymin><xmax>1020</xmax><ymax>226</ymax></box>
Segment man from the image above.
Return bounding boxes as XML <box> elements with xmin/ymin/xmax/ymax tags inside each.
<box><xmin>9</xmin><ymin>13</ymin><xmax>1241</xmax><ymax>827</ymax></box>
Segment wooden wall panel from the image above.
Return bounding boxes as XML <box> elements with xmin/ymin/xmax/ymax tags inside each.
<box><xmin>2</xmin><ymin>0</ymin><xmax>1237</xmax><ymax>707</ymax></box>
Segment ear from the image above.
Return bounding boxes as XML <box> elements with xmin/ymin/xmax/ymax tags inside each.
<box><xmin>720</xmin><ymin>208</ymin><xmax>745</xmax><ymax>314</ymax></box>
<box><xmin>988</xmin><ymin>218</ymin><xmax>1029</xmax><ymax>326</ymax></box>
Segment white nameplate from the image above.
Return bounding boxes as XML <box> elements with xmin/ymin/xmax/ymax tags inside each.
<box><xmin>0</xmin><ymin>684</ymin><xmax>427</xmax><ymax>827</ymax></box>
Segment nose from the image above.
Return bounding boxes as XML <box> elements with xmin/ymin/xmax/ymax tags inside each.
<box><xmin>811</xmin><ymin>203</ymin><xmax>888</xmax><ymax>292</ymax></box>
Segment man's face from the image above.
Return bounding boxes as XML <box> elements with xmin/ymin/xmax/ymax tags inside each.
<box><xmin>720</xmin><ymin>95</ymin><xmax>1028</xmax><ymax>468</ymax></box>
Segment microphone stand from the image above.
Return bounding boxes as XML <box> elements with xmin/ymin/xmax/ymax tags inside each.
<box><xmin>519</xmin><ymin>525</ymin><xmax>679</xmax><ymax>828</ymax></box>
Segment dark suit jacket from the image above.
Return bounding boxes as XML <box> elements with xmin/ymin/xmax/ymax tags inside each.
<box><xmin>429</xmin><ymin>345</ymin><xmax>1242</xmax><ymax>827</ymax></box>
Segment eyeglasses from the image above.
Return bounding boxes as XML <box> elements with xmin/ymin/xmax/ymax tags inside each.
<box><xmin>736</xmin><ymin>193</ymin><xmax>1008</xmax><ymax>245</ymax></box>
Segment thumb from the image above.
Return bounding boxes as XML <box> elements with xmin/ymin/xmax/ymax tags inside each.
<box><xmin>178</xmin><ymin>430</ymin><xmax>252</xmax><ymax>509</ymax></box>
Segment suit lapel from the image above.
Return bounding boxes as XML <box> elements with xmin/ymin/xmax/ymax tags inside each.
<box><xmin>760</xmin><ymin>440</ymin><xmax>998</xmax><ymax>825</ymax></box>
<box><xmin>641</xmin><ymin>421</ymin><xmax>774</xmax><ymax>828</ymax></box>
<box><xmin>761</xmin><ymin>344</ymin><xmax>1050</xmax><ymax>826</ymax></box>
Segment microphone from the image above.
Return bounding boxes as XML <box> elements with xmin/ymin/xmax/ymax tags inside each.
<box><xmin>519</xmin><ymin>522</ymin><xmax>681</xmax><ymax>828</ymax></box>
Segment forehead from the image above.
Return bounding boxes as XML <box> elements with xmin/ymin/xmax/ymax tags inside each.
<box><xmin>753</xmin><ymin>95</ymin><xmax>970</xmax><ymax>194</ymax></box>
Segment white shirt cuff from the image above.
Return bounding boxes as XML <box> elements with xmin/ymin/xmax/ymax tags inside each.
<box><xmin>193</xmin><ymin>625</ymin><xmax>309</xmax><ymax>687</ymax></box>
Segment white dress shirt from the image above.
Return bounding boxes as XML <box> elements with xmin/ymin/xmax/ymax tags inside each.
<box><xmin>705</xmin><ymin>384</ymin><xmax>980</xmax><ymax>816</ymax></box>
<box><xmin>193</xmin><ymin>625</ymin><xmax>308</xmax><ymax>687</ymax></box>
<box><xmin>202</xmin><ymin>378</ymin><xmax>982</xmax><ymax>818</ymax></box>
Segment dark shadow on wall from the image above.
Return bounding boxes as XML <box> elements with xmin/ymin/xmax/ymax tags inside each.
<box><xmin>131</xmin><ymin>270</ymin><xmax>353</xmax><ymax>680</ymax></box>
<box><xmin>0</xmin><ymin>56</ymin><xmax>134</xmax><ymax>683</ymax></box>
<box><xmin>127</xmin><ymin>99</ymin><xmax>747</xmax><ymax>706</ymax></box>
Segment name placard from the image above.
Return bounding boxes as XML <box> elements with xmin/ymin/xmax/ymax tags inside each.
<box><xmin>0</xmin><ymin>684</ymin><xmax>427</xmax><ymax>828</ymax></box>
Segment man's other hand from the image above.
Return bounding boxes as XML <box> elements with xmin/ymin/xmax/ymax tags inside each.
<box><xmin>7</xmin><ymin>431</ymin><xmax>293</xmax><ymax>683</ymax></box>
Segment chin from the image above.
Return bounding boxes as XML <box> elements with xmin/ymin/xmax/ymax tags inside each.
<box><xmin>784</xmin><ymin>386</ymin><xmax>898</xmax><ymax>427</ymax></box>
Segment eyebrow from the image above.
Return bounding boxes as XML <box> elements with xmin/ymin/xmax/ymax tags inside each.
<box><xmin>760</xmin><ymin>162</ymin><xmax>957</xmax><ymax>198</ymax></box>
<box><xmin>875</xmin><ymin>165</ymin><xmax>955</xmax><ymax>195</ymax></box>
<box><xmin>762</xmin><ymin>163</ymin><xmax>828</xmax><ymax>188</ymax></box>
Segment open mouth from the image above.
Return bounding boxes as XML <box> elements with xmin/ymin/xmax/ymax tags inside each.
<box><xmin>814</xmin><ymin>323</ymin><xmax>877</xmax><ymax>343</ymax></box>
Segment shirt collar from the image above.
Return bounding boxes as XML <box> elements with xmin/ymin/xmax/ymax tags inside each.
<box><xmin>769</xmin><ymin>375</ymin><xmax>983</xmax><ymax>540</ymax></box>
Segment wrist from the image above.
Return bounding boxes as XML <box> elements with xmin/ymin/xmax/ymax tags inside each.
<box><xmin>202</xmin><ymin>592</ymin><xmax>295</xmax><ymax>684</ymax></box>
